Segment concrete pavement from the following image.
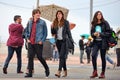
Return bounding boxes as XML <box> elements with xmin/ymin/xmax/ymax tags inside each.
<box><xmin>0</xmin><ymin>53</ymin><xmax>120</xmax><ymax>80</ymax></box>
<box><xmin>0</xmin><ymin>43</ymin><xmax>120</xmax><ymax>80</ymax></box>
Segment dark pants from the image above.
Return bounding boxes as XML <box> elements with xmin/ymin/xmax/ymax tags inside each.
<box><xmin>4</xmin><ymin>46</ymin><xmax>22</xmax><ymax>72</ymax></box>
<box><xmin>91</xmin><ymin>42</ymin><xmax>106</xmax><ymax>72</ymax></box>
<box><xmin>86</xmin><ymin>47</ymin><xmax>91</xmax><ymax>60</ymax></box>
<box><xmin>27</xmin><ymin>43</ymin><xmax>49</xmax><ymax>74</ymax></box>
<box><xmin>56</xmin><ymin>40</ymin><xmax>67</xmax><ymax>71</ymax></box>
<box><xmin>26</xmin><ymin>50</ymin><xmax>34</xmax><ymax>70</ymax></box>
<box><xmin>86</xmin><ymin>52</ymin><xmax>91</xmax><ymax>60</ymax></box>
<box><xmin>116</xmin><ymin>48</ymin><xmax>120</xmax><ymax>66</ymax></box>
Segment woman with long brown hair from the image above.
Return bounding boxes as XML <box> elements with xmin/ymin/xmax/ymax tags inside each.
<box><xmin>90</xmin><ymin>11</ymin><xmax>111</xmax><ymax>79</ymax></box>
<box><xmin>51</xmin><ymin>10</ymin><xmax>74</xmax><ymax>78</ymax></box>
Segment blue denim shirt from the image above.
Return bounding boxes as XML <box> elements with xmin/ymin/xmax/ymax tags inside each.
<box><xmin>25</xmin><ymin>19</ymin><xmax>47</xmax><ymax>43</ymax></box>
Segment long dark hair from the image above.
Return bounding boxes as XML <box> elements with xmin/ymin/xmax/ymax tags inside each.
<box><xmin>91</xmin><ymin>11</ymin><xmax>105</xmax><ymax>28</ymax></box>
<box><xmin>52</xmin><ymin>10</ymin><xmax>65</xmax><ymax>28</ymax></box>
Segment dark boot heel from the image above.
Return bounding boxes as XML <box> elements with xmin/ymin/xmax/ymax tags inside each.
<box><xmin>55</xmin><ymin>74</ymin><xmax>60</xmax><ymax>78</ymax></box>
<box><xmin>90</xmin><ymin>70</ymin><xmax>98</xmax><ymax>78</ymax></box>
<box><xmin>62</xmin><ymin>70</ymin><xmax>67</xmax><ymax>77</ymax></box>
<box><xmin>55</xmin><ymin>71</ymin><xmax>61</xmax><ymax>78</ymax></box>
<box><xmin>3</xmin><ymin>68</ymin><xmax>7</xmax><ymax>74</ymax></box>
<box><xmin>99</xmin><ymin>72</ymin><xmax>105</xmax><ymax>79</ymax></box>
<box><xmin>24</xmin><ymin>73</ymin><xmax>32</xmax><ymax>77</ymax></box>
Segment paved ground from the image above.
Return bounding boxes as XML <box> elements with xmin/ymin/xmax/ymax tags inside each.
<box><xmin>1</xmin><ymin>53</ymin><xmax>120</xmax><ymax>80</ymax></box>
<box><xmin>0</xmin><ymin>44</ymin><xmax>120</xmax><ymax>80</ymax></box>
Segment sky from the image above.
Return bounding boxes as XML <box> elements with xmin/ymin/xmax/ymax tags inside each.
<box><xmin>0</xmin><ymin>0</ymin><xmax>120</xmax><ymax>47</ymax></box>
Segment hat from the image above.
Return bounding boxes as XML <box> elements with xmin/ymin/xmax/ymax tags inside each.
<box><xmin>88</xmin><ymin>36</ymin><xmax>93</xmax><ymax>40</ymax></box>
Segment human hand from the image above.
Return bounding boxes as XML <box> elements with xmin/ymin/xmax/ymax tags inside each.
<box><xmin>94</xmin><ymin>32</ymin><xmax>98</xmax><ymax>36</ymax></box>
<box><xmin>38</xmin><ymin>41</ymin><xmax>43</xmax><ymax>45</ymax></box>
<box><xmin>97</xmin><ymin>32</ymin><xmax>100</xmax><ymax>37</ymax></box>
<box><xmin>27</xmin><ymin>39</ymin><xmax>31</xmax><ymax>43</ymax></box>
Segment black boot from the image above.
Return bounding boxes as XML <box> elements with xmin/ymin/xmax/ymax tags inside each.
<box><xmin>3</xmin><ymin>67</ymin><xmax>7</xmax><ymax>74</ymax></box>
<box><xmin>25</xmin><ymin>73</ymin><xmax>32</xmax><ymax>77</ymax></box>
<box><xmin>25</xmin><ymin>70</ymin><xmax>32</xmax><ymax>78</ymax></box>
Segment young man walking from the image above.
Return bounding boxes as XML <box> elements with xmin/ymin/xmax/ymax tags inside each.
<box><xmin>24</xmin><ymin>9</ymin><xmax>50</xmax><ymax>78</ymax></box>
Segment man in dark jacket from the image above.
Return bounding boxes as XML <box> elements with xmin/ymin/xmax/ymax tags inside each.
<box><xmin>79</xmin><ymin>36</ymin><xmax>85</xmax><ymax>64</ymax></box>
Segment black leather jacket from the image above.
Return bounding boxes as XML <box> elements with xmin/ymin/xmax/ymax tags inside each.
<box><xmin>91</xmin><ymin>21</ymin><xmax>111</xmax><ymax>49</ymax></box>
<box><xmin>51</xmin><ymin>20</ymin><xmax>74</xmax><ymax>54</ymax></box>
<box><xmin>51</xmin><ymin>20</ymin><xmax>73</xmax><ymax>42</ymax></box>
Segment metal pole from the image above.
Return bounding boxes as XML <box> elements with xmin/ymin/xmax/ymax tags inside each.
<box><xmin>90</xmin><ymin>0</ymin><xmax>93</xmax><ymax>32</ymax></box>
<box><xmin>36</xmin><ymin>0</ymin><xmax>39</xmax><ymax>8</ymax></box>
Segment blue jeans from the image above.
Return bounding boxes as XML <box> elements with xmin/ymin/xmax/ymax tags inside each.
<box><xmin>53</xmin><ymin>50</ymin><xmax>59</xmax><ymax>61</ymax></box>
<box><xmin>3</xmin><ymin>46</ymin><xmax>22</xmax><ymax>72</ymax></box>
<box><xmin>106</xmin><ymin>54</ymin><xmax>114</xmax><ymax>64</ymax></box>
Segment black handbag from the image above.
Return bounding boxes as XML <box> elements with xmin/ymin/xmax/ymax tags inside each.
<box><xmin>66</xmin><ymin>38</ymin><xmax>74</xmax><ymax>49</ymax></box>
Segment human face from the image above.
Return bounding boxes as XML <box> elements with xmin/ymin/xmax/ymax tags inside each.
<box><xmin>97</xmin><ymin>12</ymin><xmax>102</xmax><ymax>20</ymax></box>
<box><xmin>57</xmin><ymin>12</ymin><xmax>63</xmax><ymax>21</ymax></box>
<box><xmin>33</xmin><ymin>12</ymin><xmax>40</xmax><ymax>20</ymax></box>
<box><xmin>17</xmin><ymin>17</ymin><xmax>22</xmax><ymax>24</ymax></box>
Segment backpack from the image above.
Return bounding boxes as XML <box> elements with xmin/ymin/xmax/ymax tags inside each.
<box><xmin>108</xmin><ymin>29</ymin><xmax>118</xmax><ymax>47</ymax></box>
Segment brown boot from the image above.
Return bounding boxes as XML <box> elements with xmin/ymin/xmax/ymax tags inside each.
<box><xmin>55</xmin><ymin>71</ymin><xmax>61</xmax><ymax>78</ymax></box>
<box><xmin>62</xmin><ymin>70</ymin><xmax>67</xmax><ymax>77</ymax></box>
<box><xmin>90</xmin><ymin>70</ymin><xmax>98</xmax><ymax>78</ymax></box>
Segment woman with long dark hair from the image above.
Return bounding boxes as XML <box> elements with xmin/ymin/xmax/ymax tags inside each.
<box><xmin>51</xmin><ymin>10</ymin><xmax>74</xmax><ymax>78</ymax></box>
<box><xmin>90</xmin><ymin>11</ymin><xmax>111</xmax><ymax>79</ymax></box>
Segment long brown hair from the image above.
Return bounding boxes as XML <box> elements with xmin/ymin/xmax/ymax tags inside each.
<box><xmin>52</xmin><ymin>10</ymin><xmax>65</xmax><ymax>28</ymax></box>
<box><xmin>91</xmin><ymin>11</ymin><xmax>105</xmax><ymax>28</ymax></box>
